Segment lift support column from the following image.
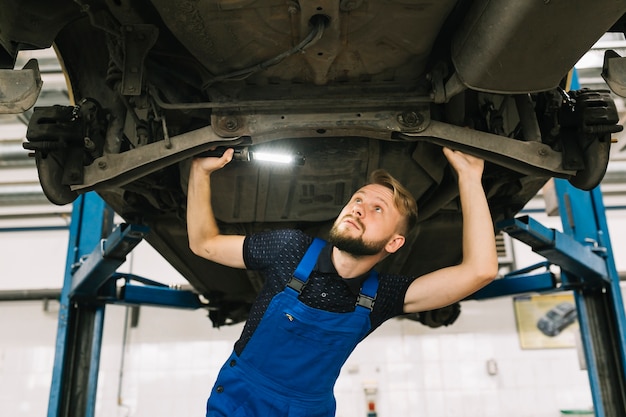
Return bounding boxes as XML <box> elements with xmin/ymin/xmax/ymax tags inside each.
<box><xmin>472</xmin><ymin>179</ymin><xmax>626</xmax><ymax>416</ymax></box>
<box><xmin>47</xmin><ymin>192</ymin><xmax>204</xmax><ymax>417</ymax></box>
<box><xmin>553</xmin><ymin>180</ymin><xmax>626</xmax><ymax>416</ymax></box>
<box><xmin>47</xmin><ymin>193</ymin><xmax>115</xmax><ymax>417</ymax></box>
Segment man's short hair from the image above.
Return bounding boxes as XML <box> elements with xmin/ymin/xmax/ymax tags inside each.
<box><xmin>368</xmin><ymin>169</ymin><xmax>418</xmax><ymax>236</ymax></box>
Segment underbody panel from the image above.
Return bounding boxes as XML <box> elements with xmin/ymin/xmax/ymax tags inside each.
<box><xmin>2</xmin><ymin>0</ymin><xmax>625</xmax><ymax>326</ymax></box>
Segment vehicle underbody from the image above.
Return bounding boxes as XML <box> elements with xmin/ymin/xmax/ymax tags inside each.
<box><xmin>2</xmin><ymin>0</ymin><xmax>626</xmax><ymax>326</ymax></box>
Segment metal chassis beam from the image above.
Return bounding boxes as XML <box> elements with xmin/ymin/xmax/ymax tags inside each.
<box><xmin>68</xmin><ymin>115</ymin><xmax>575</xmax><ymax>194</ymax></box>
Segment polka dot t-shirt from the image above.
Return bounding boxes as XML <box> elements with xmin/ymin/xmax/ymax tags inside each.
<box><xmin>233</xmin><ymin>229</ymin><xmax>417</xmax><ymax>355</ymax></box>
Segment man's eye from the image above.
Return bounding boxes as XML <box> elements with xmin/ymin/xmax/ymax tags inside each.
<box><xmin>374</xmin><ymin>206</ymin><xmax>382</xmax><ymax>213</ymax></box>
<box><xmin>355</xmin><ymin>198</ymin><xmax>362</xmax><ymax>203</ymax></box>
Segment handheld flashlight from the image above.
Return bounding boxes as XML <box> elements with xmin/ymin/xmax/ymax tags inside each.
<box><xmin>197</xmin><ymin>146</ymin><xmax>305</xmax><ymax>166</ymax></box>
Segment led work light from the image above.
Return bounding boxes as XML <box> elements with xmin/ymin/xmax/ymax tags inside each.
<box><xmin>197</xmin><ymin>146</ymin><xmax>305</xmax><ymax>166</ymax></box>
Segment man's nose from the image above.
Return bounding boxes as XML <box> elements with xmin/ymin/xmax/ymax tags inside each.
<box><xmin>351</xmin><ymin>204</ymin><xmax>363</xmax><ymax>217</ymax></box>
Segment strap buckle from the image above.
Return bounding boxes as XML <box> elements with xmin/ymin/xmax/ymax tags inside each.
<box><xmin>287</xmin><ymin>277</ymin><xmax>306</xmax><ymax>293</ymax></box>
<box><xmin>356</xmin><ymin>294</ymin><xmax>376</xmax><ymax>310</ymax></box>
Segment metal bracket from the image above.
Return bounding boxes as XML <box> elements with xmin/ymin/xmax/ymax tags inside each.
<box><xmin>0</xmin><ymin>58</ymin><xmax>42</xmax><ymax>114</ymax></box>
<box><xmin>602</xmin><ymin>49</ymin><xmax>626</xmax><ymax>97</ymax></box>
<box><xmin>121</xmin><ymin>24</ymin><xmax>159</xmax><ymax>96</ymax></box>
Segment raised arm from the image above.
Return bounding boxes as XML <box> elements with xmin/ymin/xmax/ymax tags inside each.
<box><xmin>403</xmin><ymin>148</ymin><xmax>498</xmax><ymax>313</ymax></box>
<box><xmin>187</xmin><ymin>149</ymin><xmax>246</xmax><ymax>268</ymax></box>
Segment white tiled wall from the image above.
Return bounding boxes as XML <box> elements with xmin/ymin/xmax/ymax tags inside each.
<box><xmin>0</xmin><ymin>296</ymin><xmax>595</xmax><ymax>417</ymax></box>
<box><xmin>2</xmin><ymin>209</ymin><xmax>625</xmax><ymax>416</ymax></box>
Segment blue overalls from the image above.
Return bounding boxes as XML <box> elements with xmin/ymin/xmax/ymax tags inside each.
<box><xmin>207</xmin><ymin>238</ymin><xmax>379</xmax><ymax>417</ymax></box>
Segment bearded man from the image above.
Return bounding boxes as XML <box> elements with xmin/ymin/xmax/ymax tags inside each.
<box><xmin>187</xmin><ymin>146</ymin><xmax>498</xmax><ymax>417</ymax></box>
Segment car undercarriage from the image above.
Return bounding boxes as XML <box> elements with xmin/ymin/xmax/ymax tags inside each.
<box><xmin>2</xmin><ymin>0</ymin><xmax>626</xmax><ymax>326</ymax></box>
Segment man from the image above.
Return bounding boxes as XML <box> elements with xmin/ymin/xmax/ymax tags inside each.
<box><xmin>187</xmin><ymin>146</ymin><xmax>498</xmax><ymax>417</ymax></box>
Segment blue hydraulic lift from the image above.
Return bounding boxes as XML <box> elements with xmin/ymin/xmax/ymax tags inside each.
<box><xmin>47</xmin><ymin>178</ymin><xmax>626</xmax><ymax>416</ymax></box>
<box><xmin>47</xmin><ymin>192</ymin><xmax>205</xmax><ymax>417</ymax></box>
<box><xmin>471</xmin><ymin>180</ymin><xmax>626</xmax><ymax>416</ymax></box>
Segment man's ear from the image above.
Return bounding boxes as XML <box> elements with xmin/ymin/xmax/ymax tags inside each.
<box><xmin>385</xmin><ymin>234</ymin><xmax>405</xmax><ymax>254</ymax></box>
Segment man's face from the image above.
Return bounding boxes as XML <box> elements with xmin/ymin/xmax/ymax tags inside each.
<box><xmin>329</xmin><ymin>184</ymin><xmax>404</xmax><ymax>257</ymax></box>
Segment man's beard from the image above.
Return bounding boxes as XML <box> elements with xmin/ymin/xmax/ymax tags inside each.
<box><xmin>328</xmin><ymin>221</ymin><xmax>387</xmax><ymax>257</ymax></box>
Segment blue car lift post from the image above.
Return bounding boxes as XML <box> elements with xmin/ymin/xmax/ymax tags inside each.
<box><xmin>471</xmin><ymin>179</ymin><xmax>626</xmax><ymax>417</ymax></box>
<box><xmin>47</xmin><ymin>192</ymin><xmax>204</xmax><ymax>417</ymax></box>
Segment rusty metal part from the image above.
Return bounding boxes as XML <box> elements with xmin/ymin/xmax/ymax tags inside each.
<box><xmin>211</xmin><ymin>108</ymin><xmax>430</xmax><ymax>138</ymax></box>
<box><xmin>401</xmin><ymin>120</ymin><xmax>575</xmax><ymax>178</ymax></box>
<box><xmin>72</xmin><ymin>126</ymin><xmax>245</xmax><ymax>192</ymax></box>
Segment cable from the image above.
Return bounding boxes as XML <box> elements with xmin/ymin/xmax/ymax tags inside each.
<box><xmin>201</xmin><ymin>18</ymin><xmax>325</xmax><ymax>89</ymax></box>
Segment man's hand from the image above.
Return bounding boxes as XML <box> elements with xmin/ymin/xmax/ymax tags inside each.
<box><xmin>193</xmin><ymin>148</ymin><xmax>235</xmax><ymax>174</ymax></box>
<box><xmin>442</xmin><ymin>147</ymin><xmax>484</xmax><ymax>181</ymax></box>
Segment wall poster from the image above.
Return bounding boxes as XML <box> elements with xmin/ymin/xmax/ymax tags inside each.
<box><xmin>513</xmin><ymin>292</ymin><xmax>579</xmax><ymax>349</ymax></box>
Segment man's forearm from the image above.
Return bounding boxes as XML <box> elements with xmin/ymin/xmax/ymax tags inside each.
<box><xmin>458</xmin><ymin>175</ymin><xmax>498</xmax><ymax>279</ymax></box>
<box><xmin>187</xmin><ymin>160</ymin><xmax>220</xmax><ymax>255</ymax></box>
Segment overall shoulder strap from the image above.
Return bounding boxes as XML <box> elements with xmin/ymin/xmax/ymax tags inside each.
<box><xmin>287</xmin><ymin>237</ymin><xmax>326</xmax><ymax>293</ymax></box>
